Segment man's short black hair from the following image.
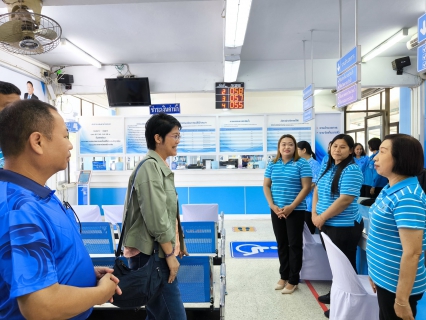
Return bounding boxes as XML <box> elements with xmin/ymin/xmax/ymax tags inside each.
<box><xmin>368</xmin><ymin>137</ymin><xmax>381</xmax><ymax>151</ymax></box>
<box><xmin>145</xmin><ymin>112</ymin><xmax>181</xmax><ymax>150</ymax></box>
<box><xmin>384</xmin><ymin>134</ymin><xmax>424</xmax><ymax>176</ymax></box>
<box><xmin>27</xmin><ymin>81</ymin><xmax>33</xmax><ymax>87</ymax></box>
<box><xmin>0</xmin><ymin>81</ymin><xmax>21</xmax><ymax>95</ymax></box>
<box><xmin>0</xmin><ymin>100</ymin><xmax>57</xmax><ymax>158</ymax></box>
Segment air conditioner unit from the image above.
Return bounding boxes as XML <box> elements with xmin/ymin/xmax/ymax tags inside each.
<box><xmin>406</xmin><ymin>33</ymin><xmax>418</xmax><ymax>50</ymax></box>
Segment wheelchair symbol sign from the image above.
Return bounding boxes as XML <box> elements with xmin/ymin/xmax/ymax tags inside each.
<box><xmin>230</xmin><ymin>241</ymin><xmax>278</xmax><ymax>258</ymax></box>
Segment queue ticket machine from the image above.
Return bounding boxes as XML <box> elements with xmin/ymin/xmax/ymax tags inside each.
<box><xmin>77</xmin><ymin>170</ymin><xmax>92</xmax><ymax>205</ymax></box>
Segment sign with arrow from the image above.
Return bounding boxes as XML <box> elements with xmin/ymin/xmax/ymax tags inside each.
<box><xmin>336</xmin><ymin>46</ymin><xmax>360</xmax><ymax>76</ymax></box>
<box><xmin>65</xmin><ymin>121</ymin><xmax>81</xmax><ymax>133</ymax></box>
<box><xmin>417</xmin><ymin>42</ymin><xmax>426</xmax><ymax>73</ymax></box>
<box><xmin>418</xmin><ymin>13</ymin><xmax>426</xmax><ymax>45</ymax></box>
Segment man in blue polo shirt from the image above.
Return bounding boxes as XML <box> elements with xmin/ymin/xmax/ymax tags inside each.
<box><xmin>0</xmin><ymin>100</ymin><xmax>121</xmax><ymax>320</ymax></box>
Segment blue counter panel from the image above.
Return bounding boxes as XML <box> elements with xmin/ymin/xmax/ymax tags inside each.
<box><xmin>189</xmin><ymin>187</ymin><xmax>245</xmax><ymax>214</ymax></box>
<box><xmin>176</xmin><ymin>187</ymin><xmax>189</xmax><ymax>207</ymax></box>
<box><xmin>245</xmin><ymin>186</ymin><xmax>269</xmax><ymax>214</ymax></box>
<box><xmin>90</xmin><ymin>188</ymin><xmax>126</xmax><ymax>214</ymax></box>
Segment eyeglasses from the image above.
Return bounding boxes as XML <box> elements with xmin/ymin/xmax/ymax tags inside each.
<box><xmin>168</xmin><ymin>134</ymin><xmax>181</xmax><ymax>141</ymax></box>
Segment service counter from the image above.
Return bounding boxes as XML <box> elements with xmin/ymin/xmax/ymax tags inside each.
<box><xmin>89</xmin><ymin>169</ymin><xmax>270</xmax><ymax>215</ymax></box>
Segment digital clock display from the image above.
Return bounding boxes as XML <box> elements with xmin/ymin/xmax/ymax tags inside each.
<box><xmin>215</xmin><ymin>82</ymin><xmax>244</xmax><ymax>109</ymax></box>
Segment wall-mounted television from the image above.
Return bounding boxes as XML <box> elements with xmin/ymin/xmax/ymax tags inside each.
<box><xmin>105</xmin><ymin>77</ymin><xmax>151</xmax><ymax>107</ymax></box>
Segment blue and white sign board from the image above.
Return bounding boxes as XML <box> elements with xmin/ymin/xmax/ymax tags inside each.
<box><xmin>65</xmin><ymin>121</ymin><xmax>81</xmax><ymax>133</ymax></box>
<box><xmin>92</xmin><ymin>161</ymin><xmax>107</xmax><ymax>170</ymax></box>
<box><xmin>303</xmin><ymin>107</ymin><xmax>315</xmax><ymax>122</ymax></box>
<box><xmin>303</xmin><ymin>95</ymin><xmax>314</xmax><ymax>111</ymax></box>
<box><xmin>337</xmin><ymin>83</ymin><xmax>361</xmax><ymax>109</ymax></box>
<box><xmin>337</xmin><ymin>64</ymin><xmax>360</xmax><ymax>92</ymax></box>
<box><xmin>303</xmin><ymin>83</ymin><xmax>314</xmax><ymax>100</ymax></box>
<box><xmin>417</xmin><ymin>42</ymin><xmax>426</xmax><ymax>73</ymax></box>
<box><xmin>230</xmin><ymin>241</ymin><xmax>278</xmax><ymax>258</ymax></box>
<box><xmin>418</xmin><ymin>13</ymin><xmax>426</xmax><ymax>45</ymax></box>
<box><xmin>150</xmin><ymin>103</ymin><xmax>180</xmax><ymax>114</ymax></box>
<box><xmin>336</xmin><ymin>46</ymin><xmax>360</xmax><ymax>76</ymax></box>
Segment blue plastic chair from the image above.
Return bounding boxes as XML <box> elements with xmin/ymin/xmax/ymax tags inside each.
<box><xmin>80</xmin><ymin>222</ymin><xmax>116</xmax><ymax>254</ymax></box>
<box><xmin>181</xmin><ymin>221</ymin><xmax>217</xmax><ymax>254</ymax></box>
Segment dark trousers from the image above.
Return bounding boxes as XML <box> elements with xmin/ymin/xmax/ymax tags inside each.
<box><xmin>304</xmin><ymin>211</ymin><xmax>316</xmax><ymax>234</ymax></box>
<box><xmin>271</xmin><ymin>209</ymin><xmax>305</xmax><ymax>285</ymax></box>
<box><xmin>320</xmin><ymin>220</ymin><xmax>364</xmax><ymax>272</ymax></box>
<box><xmin>376</xmin><ymin>285</ymin><xmax>423</xmax><ymax>320</ymax></box>
<box><xmin>363</xmin><ymin>185</ymin><xmax>383</xmax><ymax>199</ymax></box>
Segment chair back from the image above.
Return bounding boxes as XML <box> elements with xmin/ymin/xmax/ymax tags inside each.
<box><xmin>102</xmin><ymin>205</ymin><xmax>124</xmax><ymax>224</ymax></box>
<box><xmin>80</xmin><ymin>222</ymin><xmax>115</xmax><ymax>254</ymax></box>
<box><xmin>321</xmin><ymin>232</ymin><xmax>367</xmax><ymax>294</ymax></box>
<box><xmin>181</xmin><ymin>221</ymin><xmax>217</xmax><ymax>254</ymax></box>
<box><xmin>72</xmin><ymin>205</ymin><xmax>102</xmax><ymax>222</ymax></box>
<box><xmin>182</xmin><ymin>204</ymin><xmax>218</xmax><ymax>222</ymax></box>
<box><xmin>178</xmin><ymin>256</ymin><xmax>212</xmax><ymax>303</ymax></box>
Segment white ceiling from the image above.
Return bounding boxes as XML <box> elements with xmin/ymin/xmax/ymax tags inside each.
<box><xmin>0</xmin><ymin>0</ymin><xmax>424</xmax><ymax>93</ymax></box>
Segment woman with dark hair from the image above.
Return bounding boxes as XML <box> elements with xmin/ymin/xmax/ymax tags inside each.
<box><xmin>264</xmin><ymin>134</ymin><xmax>312</xmax><ymax>294</ymax></box>
<box><xmin>312</xmin><ymin>134</ymin><xmax>364</xmax><ymax>318</ymax></box>
<box><xmin>364</xmin><ymin>137</ymin><xmax>388</xmax><ymax>198</ymax></box>
<box><xmin>297</xmin><ymin>141</ymin><xmax>321</xmax><ymax>234</ymax></box>
<box><xmin>353</xmin><ymin>143</ymin><xmax>368</xmax><ymax>197</ymax></box>
<box><xmin>122</xmin><ymin>112</ymin><xmax>188</xmax><ymax>319</ymax></box>
<box><xmin>367</xmin><ymin>134</ymin><xmax>426</xmax><ymax>320</ymax></box>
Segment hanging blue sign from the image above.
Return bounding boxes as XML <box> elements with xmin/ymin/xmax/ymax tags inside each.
<box><xmin>337</xmin><ymin>64</ymin><xmax>360</xmax><ymax>92</ymax></box>
<box><xmin>336</xmin><ymin>46</ymin><xmax>360</xmax><ymax>76</ymax></box>
<box><xmin>303</xmin><ymin>95</ymin><xmax>314</xmax><ymax>111</ymax></box>
<box><xmin>418</xmin><ymin>13</ymin><xmax>426</xmax><ymax>45</ymax></box>
<box><xmin>337</xmin><ymin>83</ymin><xmax>361</xmax><ymax>109</ymax></box>
<box><xmin>417</xmin><ymin>42</ymin><xmax>426</xmax><ymax>73</ymax></box>
<box><xmin>65</xmin><ymin>121</ymin><xmax>81</xmax><ymax>133</ymax></box>
<box><xmin>303</xmin><ymin>83</ymin><xmax>314</xmax><ymax>100</ymax></box>
<box><xmin>150</xmin><ymin>103</ymin><xmax>181</xmax><ymax>114</ymax></box>
<box><xmin>303</xmin><ymin>107</ymin><xmax>315</xmax><ymax>122</ymax></box>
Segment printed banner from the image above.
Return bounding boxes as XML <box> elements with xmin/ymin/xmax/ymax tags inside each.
<box><xmin>175</xmin><ymin>116</ymin><xmax>216</xmax><ymax>153</ymax></box>
<box><xmin>219</xmin><ymin>116</ymin><xmax>264</xmax><ymax>152</ymax></box>
<box><xmin>125</xmin><ymin>117</ymin><xmax>149</xmax><ymax>154</ymax></box>
<box><xmin>314</xmin><ymin>113</ymin><xmax>343</xmax><ymax>163</ymax></box>
<box><xmin>79</xmin><ymin>117</ymin><xmax>124</xmax><ymax>154</ymax></box>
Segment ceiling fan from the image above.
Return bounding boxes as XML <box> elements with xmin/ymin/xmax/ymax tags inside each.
<box><xmin>0</xmin><ymin>0</ymin><xmax>61</xmax><ymax>55</ymax></box>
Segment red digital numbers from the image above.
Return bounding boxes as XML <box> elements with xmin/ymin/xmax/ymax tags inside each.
<box><xmin>215</xmin><ymin>83</ymin><xmax>244</xmax><ymax>109</ymax></box>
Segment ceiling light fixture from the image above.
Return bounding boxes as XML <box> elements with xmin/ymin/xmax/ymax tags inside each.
<box><xmin>362</xmin><ymin>28</ymin><xmax>408</xmax><ymax>62</ymax></box>
<box><xmin>225</xmin><ymin>0</ymin><xmax>253</xmax><ymax>47</ymax></box>
<box><xmin>61</xmin><ymin>38</ymin><xmax>102</xmax><ymax>68</ymax></box>
<box><xmin>224</xmin><ymin>60</ymin><xmax>240</xmax><ymax>82</ymax></box>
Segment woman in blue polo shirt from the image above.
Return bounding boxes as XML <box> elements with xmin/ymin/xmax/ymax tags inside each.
<box><xmin>353</xmin><ymin>143</ymin><xmax>368</xmax><ymax>197</ymax></box>
<box><xmin>264</xmin><ymin>134</ymin><xmax>312</xmax><ymax>294</ymax></box>
<box><xmin>312</xmin><ymin>134</ymin><xmax>364</xmax><ymax>318</ymax></box>
<box><xmin>367</xmin><ymin>134</ymin><xmax>426</xmax><ymax>320</ymax></box>
<box><xmin>364</xmin><ymin>138</ymin><xmax>388</xmax><ymax>198</ymax></box>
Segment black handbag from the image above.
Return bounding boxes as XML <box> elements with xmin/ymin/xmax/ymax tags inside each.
<box><xmin>111</xmin><ymin>158</ymin><xmax>164</xmax><ymax>308</ymax></box>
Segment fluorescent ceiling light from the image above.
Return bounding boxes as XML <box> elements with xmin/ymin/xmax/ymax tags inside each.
<box><xmin>61</xmin><ymin>38</ymin><xmax>102</xmax><ymax>68</ymax></box>
<box><xmin>362</xmin><ymin>28</ymin><xmax>408</xmax><ymax>62</ymax></box>
<box><xmin>224</xmin><ymin>60</ymin><xmax>240</xmax><ymax>82</ymax></box>
<box><xmin>225</xmin><ymin>0</ymin><xmax>253</xmax><ymax>47</ymax></box>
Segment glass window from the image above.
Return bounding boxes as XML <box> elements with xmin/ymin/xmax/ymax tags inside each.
<box><xmin>347</xmin><ymin>99</ymin><xmax>366</xmax><ymax>111</ymax></box>
<box><xmin>357</xmin><ymin>131</ymin><xmax>365</xmax><ymax>147</ymax></box>
<box><xmin>81</xmin><ymin>100</ymin><xmax>93</xmax><ymax>116</ymax></box>
<box><xmin>346</xmin><ymin>112</ymin><xmax>366</xmax><ymax>131</ymax></box>
<box><xmin>389</xmin><ymin>88</ymin><xmax>400</xmax><ymax>124</ymax></box>
<box><xmin>368</xmin><ymin>93</ymin><xmax>381</xmax><ymax>110</ymax></box>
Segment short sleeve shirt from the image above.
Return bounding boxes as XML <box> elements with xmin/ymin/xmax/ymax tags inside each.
<box><xmin>316</xmin><ymin>163</ymin><xmax>363</xmax><ymax>226</ymax></box>
<box><xmin>0</xmin><ymin>170</ymin><xmax>96</xmax><ymax>320</ymax></box>
<box><xmin>367</xmin><ymin>177</ymin><xmax>426</xmax><ymax>295</ymax></box>
<box><xmin>305</xmin><ymin>158</ymin><xmax>321</xmax><ymax>212</ymax></box>
<box><xmin>264</xmin><ymin>158</ymin><xmax>312</xmax><ymax>210</ymax></box>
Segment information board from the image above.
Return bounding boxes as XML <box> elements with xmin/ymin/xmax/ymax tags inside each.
<box><xmin>125</xmin><ymin>117</ymin><xmax>149</xmax><ymax>154</ymax></box>
<box><xmin>219</xmin><ymin>116</ymin><xmax>263</xmax><ymax>152</ymax></box>
<box><xmin>215</xmin><ymin>82</ymin><xmax>244</xmax><ymax>109</ymax></box>
<box><xmin>176</xmin><ymin>117</ymin><xmax>216</xmax><ymax>153</ymax></box>
<box><xmin>266</xmin><ymin>115</ymin><xmax>311</xmax><ymax>152</ymax></box>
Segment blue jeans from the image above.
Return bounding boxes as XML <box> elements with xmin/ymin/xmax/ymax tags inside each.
<box><xmin>129</xmin><ymin>252</ymin><xmax>187</xmax><ymax>320</ymax></box>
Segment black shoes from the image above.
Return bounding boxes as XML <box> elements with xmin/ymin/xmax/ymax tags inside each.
<box><xmin>324</xmin><ymin>310</ymin><xmax>330</xmax><ymax>318</ymax></box>
<box><xmin>318</xmin><ymin>292</ymin><xmax>331</xmax><ymax>304</ymax></box>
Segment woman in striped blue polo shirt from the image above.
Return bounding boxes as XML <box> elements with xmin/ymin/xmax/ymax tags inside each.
<box><xmin>312</xmin><ymin>134</ymin><xmax>364</xmax><ymax>318</ymax></box>
<box><xmin>366</xmin><ymin>134</ymin><xmax>426</xmax><ymax>320</ymax></box>
<box><xmin>264</xmin><ymin>134</ymin><xmax>312</xmax><ymax>294</ymax></box>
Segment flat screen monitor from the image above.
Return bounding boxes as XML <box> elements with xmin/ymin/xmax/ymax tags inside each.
<box><xmin>78</xmin><ymin>170</ymin><xmax>92</xmax><ymax>185</ymax></box>
<box><xmin>105</xmin><ymin>77</ymin><xmax>151</xmax><ymax>107</ymax></box>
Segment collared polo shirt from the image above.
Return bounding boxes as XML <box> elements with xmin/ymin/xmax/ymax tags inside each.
<box><xmin>316</xmin><ymin>163</ymin><xmax>363</xmax><ymax>226</ymax></box>
<box><xmin>363</xmin><ymin>152</ymin><xmax>388</xmax><ymax>187</ymax></box>
<box><xmin>264</xmin><ymin>157</ymin><xmax>312</xmax><ymax>210</ymax></box>
<box><xmin>305</xmin><ymin>157</ymin><xmax>321</xmax><ymax>212</ymax></box>
<box><xmin>354</xmin><ymin>156</ymin><xmax>368</xmax><ymax>174</ymax></box>
<box><xmin>0</xmin><ymin>169</ymin><xmax>96</xmax><ymax>320</ymax></box>
<box><xmin>367</xmin><ymin>177</ymin><xmax>426</xmax><ymax>295</ymax></box>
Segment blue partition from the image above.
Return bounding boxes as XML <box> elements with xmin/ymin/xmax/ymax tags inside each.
<box><xmin>189</xmin><ymin>186</ymin><xmax>245</xmax><ymax>214</ymax></box>
<box><xmin>246</xmin><ymin>186</ymin><xmax>269</xmax><ymax>214</ymax></box>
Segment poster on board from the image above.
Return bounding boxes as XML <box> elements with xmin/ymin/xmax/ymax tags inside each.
<box><xmin>219</xmin><ymin>115</ymin><xmax>263</xmax><ymax>152</ymax></box>
<box><xmin>175</xmin><ymin>116</ymin><xmax>216</xmax><ymax>153</ymax></box>
<box><xmin>79</xmin><ymin>117</ymin><xmax>124</xmax><ymax>155</ymax></box>
<box><xmin>314</xmin><ymin>113</ymin><xmax>343</xmax><ymax>163</ymax></box>
<box><xmin>125</xmin><ymin>117</ymin><xmax>149</xmax><ymax>154</ymax></box>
